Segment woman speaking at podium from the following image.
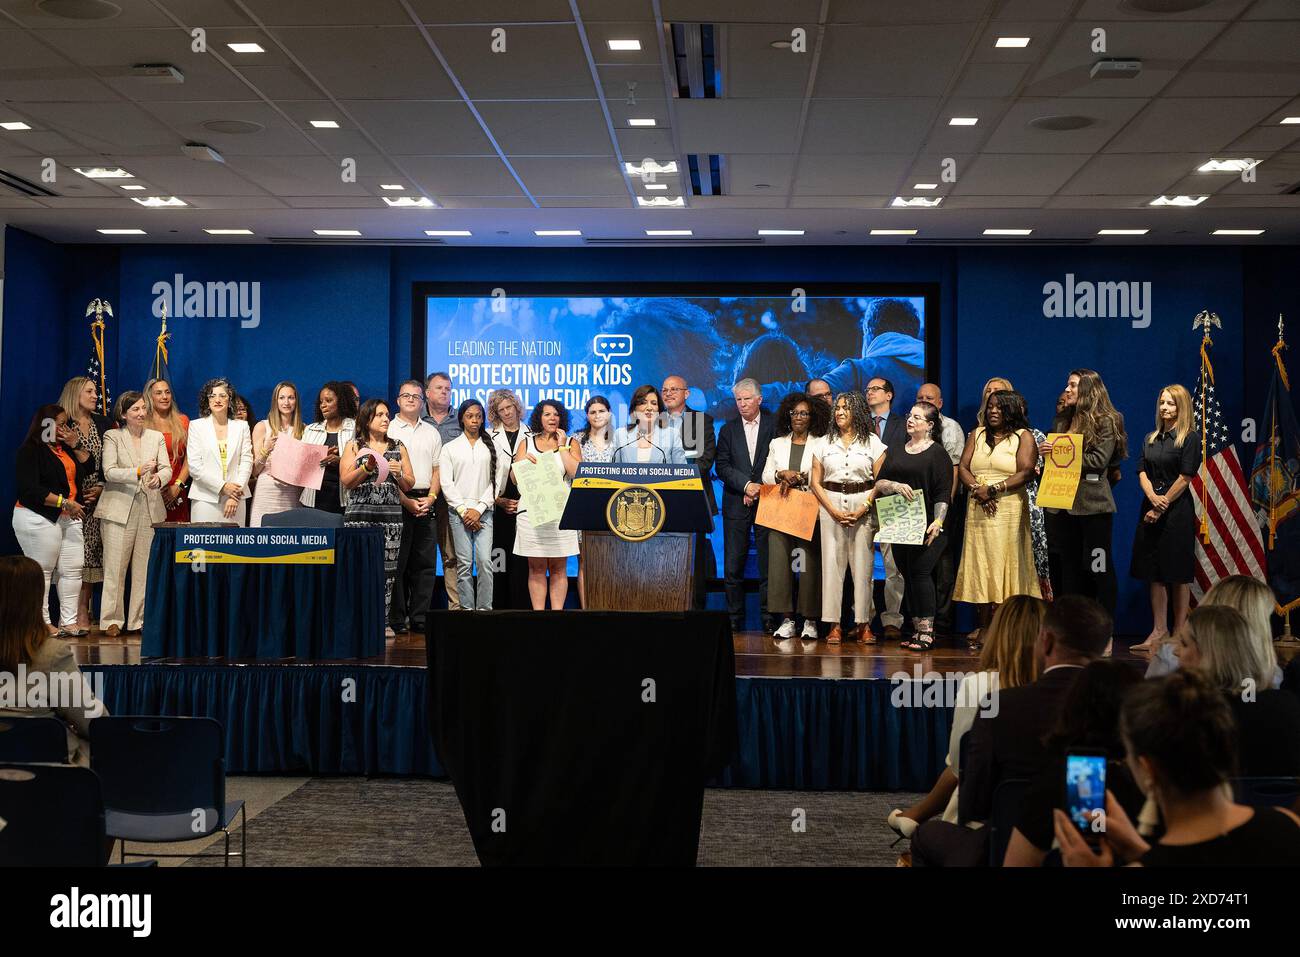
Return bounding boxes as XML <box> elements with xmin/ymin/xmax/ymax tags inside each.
<box><xmin>611</xmin><ymin>385</ymin><xmax>686</xmax><ymax>465</ymax></box>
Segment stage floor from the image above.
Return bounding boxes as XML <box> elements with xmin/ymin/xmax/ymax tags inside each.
<box><xmin>66</xmin><ymin>628</ymin><xmax>1187</xmax><ymax>678</ymax></box>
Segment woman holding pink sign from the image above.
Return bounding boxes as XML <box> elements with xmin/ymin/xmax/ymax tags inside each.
<box><xmin>249</xmin><ymin>381</ymin><xmax>307</xmax><ymax>527</ymax></box>
<box><xmin>341</xmin><ymin>399</ymin><xmax>415</xmax><ymax>625</ymax></box>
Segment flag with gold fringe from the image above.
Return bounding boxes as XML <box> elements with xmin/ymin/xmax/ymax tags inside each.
<box><xmin>1190</xmin><ymin>310</ymin><xmax>1267</xmax><ymax>602</ymax></box>
<box><xmin>1250</xmin><ymin>315</ymin><xmax>1300</xmax><ymax>614</ymax></box>
<box><xmin>84</xmin><ymin>298</ymin><xmax>111</xmax><ymax>416</ymax></box>
<box><xmin>149</xmin><ymin>302</ymin><xmax>172</xmax><ymax>385</ymax></box>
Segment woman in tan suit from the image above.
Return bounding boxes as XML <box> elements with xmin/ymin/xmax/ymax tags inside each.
<box><xmin>95</xmin><ymin>391</ymin><xmax>171</xmax><ymax>636</ymax></box>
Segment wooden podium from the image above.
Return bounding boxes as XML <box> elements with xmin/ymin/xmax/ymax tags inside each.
<box><xmin>561</xmin><ymin>463</ymin><xmax>713</xmax><ymax>613</ymax></box>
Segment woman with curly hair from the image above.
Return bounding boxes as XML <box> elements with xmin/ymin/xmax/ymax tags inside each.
<box><xmin>763</xmin><ymin>392</ymin><xmax>831</xmax><ymax>640</ymax></box>
<box><xmin>810</xmin><ymin>391</ymin><xmax>887</xmax><ymax>644</ymax></box>
<box><xmin>1041</xmin><ymin>368</ymin><xmax>1128</xmax><ymax>617</ymax></box>
<box><xmin>953</xmin><ymin>389</ymin><xmax>1040</xmax><ymax>646</ymax></box>
<box><xmin>187</xmin><ymin>377</ymin><xmax>253</xmax><ymax>525</ymax></box>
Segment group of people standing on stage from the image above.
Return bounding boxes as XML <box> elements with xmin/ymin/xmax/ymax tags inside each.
<box><xmin>718</xmin><ymin>366</ymin><xmax>1202</xmax><ymax>652</ymax></box>
<box><xmin>13</xmin><ymin>358</ymin><xmax>1202</xmax><ymax>646</ymax></box>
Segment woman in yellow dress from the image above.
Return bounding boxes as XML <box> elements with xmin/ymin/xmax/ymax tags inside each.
<box><xmin>953</xmin><ymin>389</ymin><xmax>1041</xmax><ymax>645</ymax></box>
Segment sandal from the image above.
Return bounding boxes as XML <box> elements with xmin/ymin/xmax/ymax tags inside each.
<box><xmin>826</xmin><ymin>624</ymin><xmax>843</xmax><ymax>645</ymax></box>
<box><xmin>901</xmin><ymin>634</ymin><xmax>935</xmax><ymax>651</ymax></box>
<box><xmin>856</xmin><ymin>624</ymin><xmax>876</xmax><ymax>645</ymax></box>
<box><xmin>966</xmin><ymin>628</ymin><xmax>982</xmax><ymax>653</ymax></box>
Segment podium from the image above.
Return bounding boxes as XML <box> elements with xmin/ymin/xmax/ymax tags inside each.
<box><xmin>560</xmin><ymin>463</ymin><xmax>713</xmax><ymax>612</ymax></box>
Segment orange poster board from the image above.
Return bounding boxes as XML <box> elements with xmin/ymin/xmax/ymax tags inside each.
<box><xmin>756</xmin><ymin>484</ymin><xmax>819</xmax><ymax>540</ymax></box>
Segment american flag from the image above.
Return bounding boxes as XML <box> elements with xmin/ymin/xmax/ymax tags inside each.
<box><xmin>85</xmin><ymin>299</ymin><xmax>110</xmax><ymax>416</ymax></box>
<box><xmin>1191</xmin><ymin>377</ymin><xmax>1267</xmax><ymax>601</ymax></box>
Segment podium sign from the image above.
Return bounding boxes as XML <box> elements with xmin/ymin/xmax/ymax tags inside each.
<box><xmin>563</xmin><ymin>463</ymin><xmax>714</xmax><ymax>537</ymax></box>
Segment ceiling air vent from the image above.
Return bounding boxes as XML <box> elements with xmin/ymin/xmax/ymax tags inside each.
<box><xmin>686</xmin><ymin>153</ymin><xmax>725</xmax><ymax>196</ymax></box>
<box><xmin>668</xmin><ymin>22</ymin><xmax>724</xmax><ymax>99</ymax></box>
<box><xmin>0</xmin><ymin>167</ymin><xmax>58</xmax><ymax>198</ymax></box>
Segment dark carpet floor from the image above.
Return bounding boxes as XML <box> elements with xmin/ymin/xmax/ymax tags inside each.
<box><xmin>186</xmin><ymin>778</ymin><xmax>925</xmax><ymax>867</ymax></box>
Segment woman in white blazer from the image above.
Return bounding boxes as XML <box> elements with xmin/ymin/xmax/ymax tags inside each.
<box><xmin>761</xmin><ymin>392</ymin><xmax>830</xmax><ymax>640</ymax></box>
<box><xmin>187</xmin><ymin>377</ymin><xmax>253</xmax><ymax>525</ymax></box>
<box><xmin>610</xmin><ymin>384</ymin><xmax>687</xmax><ymax>464</ymax></box>
<box><xmin>95</xmin><ymin>390</ymin><xmax>171</xmax><ymax>635</ymax></box>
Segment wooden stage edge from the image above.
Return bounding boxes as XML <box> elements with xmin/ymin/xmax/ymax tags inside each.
<box><xmin>60</xmin><ymin>629</ymin><xmax>1266</xmax><ymax>681</ymax></box>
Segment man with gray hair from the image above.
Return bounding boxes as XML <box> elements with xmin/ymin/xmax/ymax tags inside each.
<box><xmin>714</xmin><ymin>378</ymin><xmax>776</xmax><ymax>632</ymax></box>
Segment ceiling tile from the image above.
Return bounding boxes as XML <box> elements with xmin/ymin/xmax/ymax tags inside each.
<box><xmin>981</xmin><ymin>98</ymin><xmax>1147</xmax><ymax>153</ymax></box>
<box><xmin>394</xmin><ymin>155</ymin><xmax>526</xmax><ymax>196</ymax></box>
<box><xmin>675</xmin><ymin>99</ymin><xmax>801</xmax><ymax>153</ymax></box>
<box><xmin>792</xmin><ymin>154</ymin><xmax>911</xmax><ymax>195</ymax></box>
<box><xmin>814</xmin><ymin>23</ymin><xmax>978</xmax><ymax>97</ymax></box>
<box><xmin>430</xmin><ymin>24</ymin><xmax>595</xmax><ymax>99</ymax></box>
<box><xmin>1104</xmin><ymin>98</ymin><xmax>1290</xmax><ymax>153</ymax></box>
<box><xmin>1163</xmin><ymin>20</ymin><xmax>1300</xmax><ymax>97</ymax></box>
<box><xmin>511</xmin><ymin>155</ymin><xmax>628</xmax><ymax>195</ymax></box>
<box><xmin>802</xmin><ymin>99</ymin><xmax>938</xmax><ymax>154</ymax></box>
<box><xmin>343</xmin><ymin>100</ymin><xmax>494</xmax><ymax>154</ymax></box>
<box><xmin>477</xmin><ymin>101</ymin><xmax>612</xmax><ymax>154</ymax></box>
<box><xmin>271</xmin><ymin>26</ymin><xmax>460</xmax><ymax>99</ymax></box>
<box><xmin>951</xmin><ymin>154</ymin><xmax>1091</xmax><ymax>196</ymax></box>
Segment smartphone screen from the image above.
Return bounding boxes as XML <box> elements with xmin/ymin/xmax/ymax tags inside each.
<box><xmin>1065</xmin><ymin>752</ymin><xmax>1107</xmax><ymax>842</ymax></box>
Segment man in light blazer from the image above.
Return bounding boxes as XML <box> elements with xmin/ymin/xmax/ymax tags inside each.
<box><xmin>96</xmin><ymin>390</ymin><xmax>171</xmax><ymax>635</ymax></box>
<box><xmin>714</xmin><ymin>377</ymin><xmax>776</xmax><ymax>632</ymax></box>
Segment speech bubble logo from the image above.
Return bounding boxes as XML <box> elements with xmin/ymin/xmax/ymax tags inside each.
<box><xmin>593</xmin><ymin>333</ymin><xmax>633</xmax><ymax>363</ymax></box>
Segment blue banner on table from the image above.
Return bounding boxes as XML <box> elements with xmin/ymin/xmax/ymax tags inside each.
<box><xmin>174</xmin><ymin>528</ymin><xmax>335</xmax><ymax>565</ymax></box>
<box><xmin>1250</xmin><ymin>345</ymin><xmax>1300</xmax><ymax>614</ymax></box>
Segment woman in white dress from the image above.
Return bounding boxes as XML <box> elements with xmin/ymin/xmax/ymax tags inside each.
<box><xmin>512</xmin><ymin>399</ymin><xmax>581</xmax><ymax>610</ymax></box>
<box><xmin>249</xmin><ymin>381</ymin><xmax>307</xmax><ymax>527</ymax></box>
<box><xmin>187</xmin><ymin>378</ymin><xmax>253</xmax><ymax>525</ymax></box>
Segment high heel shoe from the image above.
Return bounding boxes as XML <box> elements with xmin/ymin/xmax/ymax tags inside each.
<box><xmin>1129</xmin><ymin>632</ymin><xmax>1167</xmax><ymax>654</ymax></box>
<box><xmin>887</xmin><ymin>809</ymin><xmax>919</xmax><ymax>845</ymax></box>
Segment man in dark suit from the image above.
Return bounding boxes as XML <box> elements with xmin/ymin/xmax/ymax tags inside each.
<box><xmin>662</xmin><ymin>374</ymin><xmax>717</xmax><ymax>610</ymax></box>
<box><xmin>866</xmin><ymin>377</ymin><xmax>908</xmax><ymax>639</ymax></box>
<box><xmin>911</xmin><ymin>595</ymin><xmax>1112</xmax><ymax>866</ymax></box>
<box><xmin>714</xmin><ymin>377</ymin><xmax>776</xmax><ymax>632</ymax></box>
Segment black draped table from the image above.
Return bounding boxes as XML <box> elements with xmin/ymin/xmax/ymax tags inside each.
<box><xmin>143</xmin><ymin>525</ymin><xmax>386</xmax><ymax>660</ymax></box>
<box><xmin>427</xmin><ymin>610</ymin><xmax>738</xmax><ymax>866</ymax></box>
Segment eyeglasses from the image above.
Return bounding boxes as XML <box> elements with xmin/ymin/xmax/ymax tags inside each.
<box><xmin>790</xmin><ymin>410</ymin><xmax>811</xmax><ymax>418</ymax></box>
<box><xmin>661</xmin><ymin>387</ymin><xmax>686</xmax><ymax>394</ymax></box>
<box><xmin>865</xmin><ymin>385</ymin><xmax>888</xmax><ymax>393</ymax></box>
<box><xmin>398</xmin><ymin>393</ymin><xmax>421</xmax><ymax>400</ymax></box>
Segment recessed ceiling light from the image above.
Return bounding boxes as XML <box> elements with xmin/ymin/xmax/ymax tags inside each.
<box><xmin>74</xmin><ymin>166</ymin><xmax>133</xmax><ymax>179</ymax></box>
<box><xmin>383</xmin><ymin>196</ymin><xmax>436</xmax><ymax>208</ymax></box>
<box><xmin>637</xmin><ymin>196</ymin><xmax>685</xmax><ymax>207</ymax></box>
<box><xmin>913</xmin><ymin>183</ymin><xmax>938</xmax><ymax>190</ymax></box>
<box><xmin>204</xmin><ymin>228</ymin><xmax>254</xmax><ymax>235</ymax></box>
<box><xmin>314</xmin><ymin>229</ymin><xmax>361</xmax><ymax>236</ymax></box>
<box><xmin>758</xmin><ymin>229</ymin><xmax>805</xmax><ymax>236</ymax></box>
<box><xmin>995</xmin><ymin>37</ymin><xmax>1031</xmax><ymax>48</ymax></box>
<box><xmin>1098</xmin><ymin>228</ymin><xmax>1149</xmax><ymax>235</ymax></box>
<box><xmin>625</xmin><ymin>160</ymin><xmax>677</xmax><ymax>176</ymax></box>
<box><xmin>871</xmin><ymin>229</ymin><xmax>918</xmax><ymax>236</ymax></box>
<box><xmin>425</xmin><ymin>230</ymin><xmax>472</xmax><ymax>237</ymax></box>
<box><xmin>949</xmin><ymin>117</ymin><xmax>979</xmax><ymax>126</ymax></box>
<box><xmin>379</xmin><ymin>184</ymin><xmax>405</xmax><ymax>190</ymax></box>
<box><xmin>120</xmin><ymin>184</ymin><xmax>146</xmax><ymax>190</ymax></box>
<box><xmin>131</xmin><ymin>196</ymin><xmax>187</xmax><ymax>207</ymax></box>
<box><xmin>892</xmin><ymin>196</ymin><xmax>942</xmax><ymax>208</ymax></box>
<box><xmin>769</xmin><ymin>39</ymin><xmax>792</xmax><ymax>49</ymax></box>
<box><xmin>983</xmin><ymin>228</ymin><xmax>1033</xmax><ymax>236</ymax></box>
<box><xmin>645</xmin><ymin>183</ymin><xmax>668</xmax><ymax>191</ymax></box>
<box><xmin>1212</xmin><ymin>229</ymin><xmax>1265</xmax><ymax>236</ymax></box>
<box><xmin>310</xmin><ymin>120</ymin><xmax>339</xmax><ymax>129</ymax></box>
<box><xmin>1</xmin><ymin>121</ymin><xmax>32</xmax><ymax>131</ymax></box>
<box><xmin>97</xmin><ymin>228</ymin><xmax>145</xmax><ymax>235</ymax></box>
<box><xmin>607</xmin><ymin>39</ymin><xmax>641</xmax><ymax>51</ymax></box>
<box><xmin>1150</xmin><ymin>195</ymin><xmax>1207</xmax><ymax>206</ymax></box>
<box><xmin>535</xmin><ymin>229</ymin><xmax>581</xmax><ymax>237</ymax></box>
<box><xmin>226</xmin><ymin>42</ymin><xmax>264</xmax><ymax>53</ymax></box>
<box><xmin>1282</xmin><ymin>117</ymin><xmax>1300</xmax><ymax>125</ymax></box>
<box><xmin>627</xmin><ymin>118</ymin><xmax>656</xmax><ymax>127</ymax></box>
<box><xmin>646</xmin><ymin>229</ymin><xmax>692</xmax><ymax>237</ymax></box>
<box><xmin>1197</xmin><ymin>159</ymin><xmax>1256</xmax><ymax>173</ymax></box>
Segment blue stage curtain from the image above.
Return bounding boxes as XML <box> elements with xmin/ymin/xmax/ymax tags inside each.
<box><xmin>143</xmin><ymin>526</ymin><xmax>386</xmax><ymax>659</ymax></box>
<box><xmin>711</xmin><ymin>678</ymin><xmax>953</xmax><ymax>791</ymax></box>
<box><xmin>85</xmin><ymin>665</ymin><xmax>441</xmax><ymax>775</ymax></box>
<box><xmin>85</xmin><ymin>666</ymin><xmax>949</xmax><ymax>787</ymax></box>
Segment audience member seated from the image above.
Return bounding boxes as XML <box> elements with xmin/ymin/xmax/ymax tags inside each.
<box><xmin>1003</xmin><ymin>659</ymin><xmax>1145</xmax><ymax>866</ymax></box>
<box><xmin>911</xmin><ymin>594</ymin><xmax>1112</xmax><ymax>866</ymax></box>
<box><xmin>887</xmin><ymin>594</ymin><xmax>1044</xmax><ymax>840</ymax></box>
<box><xmin>1174</xmin><ymin>604</ymin><xmax>1300</xmax><ymax>777</ymax></box>
<box><xmin>1145</xmin><ymin>575</ymin><xmax>1282</xmax><ymax>687</ymax></box>
<box><xmin>1056</xmin><ymin>669</ymin><xmax>1300</xmax><ymax>867</ymax></box>
<box><xmin>0</xmin><ymin>555</ymin><xmax>107</xmax><ymax>765</ymax></box>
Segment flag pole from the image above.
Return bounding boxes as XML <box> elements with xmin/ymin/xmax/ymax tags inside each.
<box><xmin>1274</xmin><ymin>314</ymin><xmax>1300</xmax><ymax>646</ymax></box>
<box><xmin>1194</xmin><ymin>310</ymin><xmax>1219</xmax><ymax>544</ymax></box>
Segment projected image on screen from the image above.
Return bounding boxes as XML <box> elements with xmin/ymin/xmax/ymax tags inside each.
<box><xmin>423</xmin><ymin>290</ymin><xmax>932</xmax><ymax>589</ymax></box>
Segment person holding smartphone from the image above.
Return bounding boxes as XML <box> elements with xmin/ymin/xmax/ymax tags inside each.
<box><xmin>301</xmin><ymin>381</ymin><xmax>358</xmax><ymax>515</ymax></box>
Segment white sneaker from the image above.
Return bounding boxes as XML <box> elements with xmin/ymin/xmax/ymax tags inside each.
<box><xmin>774</xmin><ymin>618</ymin><xmax>797</xmax><ymax>639</ymax></box>
<box><xmin>800</xmin><ymin>620</ymin><xmax>819</xmax><ymax>640</ymax></box>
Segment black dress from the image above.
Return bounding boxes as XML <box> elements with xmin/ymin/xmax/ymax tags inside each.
<box><xmin>314</xmin><ymin>432</ymin><xmax>343</xmax><ymax>515</ymax></box>
<box><xmin>1130</xmin><ymin>428</ymin><xmax>1200</xmax><ymax>583</ymax></box>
